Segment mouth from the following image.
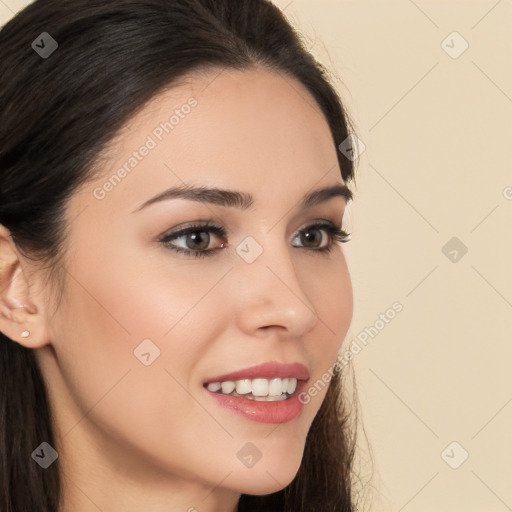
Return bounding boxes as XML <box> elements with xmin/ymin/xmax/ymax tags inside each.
<box><xmin>203</xmin><ymin>377</ymin><xmax>300</xmax><ymax>401</ymax></box>
<box><xmin>203</xmin><ymin>378</ymin><xmax>309</xmax><ymax>424</ymax></box>
<box><xmin>202</xmin><ymin>361</ymin><xmax>310</xmax><ymax>402</ymax></box>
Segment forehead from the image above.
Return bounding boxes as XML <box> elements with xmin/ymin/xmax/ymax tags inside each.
<box><xmin>79</xmin><ymin>67</ymin><xmax>344</xmax><ymax>215</ymax></box>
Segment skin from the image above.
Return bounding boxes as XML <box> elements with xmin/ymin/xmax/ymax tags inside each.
<box><xmin>0</xmin><ymin>67</ymin><xmax>353</xmax><ymax>512</ymax></box>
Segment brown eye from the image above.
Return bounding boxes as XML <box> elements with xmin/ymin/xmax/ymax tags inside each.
<box><xmin>160</xmin><ymin>220</ymin><xmax>349</xmax><ymax>259</ymax></box>
<box><xmin>291</xmin><ymin>222</ymin><xmax>350</xmax><ymax>253</ymax></box>
<box><xmin>298</xmin><ymin>227</ymin><xmax>327</xmax><ymax>249</ymax></box>
<box><xmin>159</xmin><ymin>222</ymin><xmax>227</xmax><ymax>258</ymax></box>
<box><xmin>182</xmin><ymin>230</ymin><xmax>211</xmax><ymax>251</ymax></box>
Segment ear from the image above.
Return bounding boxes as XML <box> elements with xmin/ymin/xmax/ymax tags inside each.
<box><xmin>0</xmin><ymin>224</ymin><xmax>51</xmax><ymax>349</ymax></box>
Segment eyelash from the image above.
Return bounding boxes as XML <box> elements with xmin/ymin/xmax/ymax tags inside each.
<box><xmin>158</xmin><ymin>220</ymin><xmax>351</xmax><ymax>259</ymax></box>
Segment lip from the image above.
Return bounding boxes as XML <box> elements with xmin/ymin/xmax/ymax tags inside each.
<box><xmin>204</xmin><ymin>379</ymin><xmax>308</xmax><ymax>424</ymax></box>
<box><xmin>202</xmin><ymin>361</ymin><xmax>310</xmax><ymax>384</ymax></box>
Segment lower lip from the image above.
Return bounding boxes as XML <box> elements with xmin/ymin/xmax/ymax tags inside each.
<box><xmin>204</xmin><ymin>380</ymin><xmax>307</xmax><ymax>424</ymax></box>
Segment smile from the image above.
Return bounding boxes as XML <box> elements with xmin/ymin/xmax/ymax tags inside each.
<box><xmin>204</xmin><ymin>377</ymin><xmax>298</xmax><ymax>401</ymax></box>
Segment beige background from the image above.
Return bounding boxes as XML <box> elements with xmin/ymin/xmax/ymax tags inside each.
<box><xmin>2</xmin><ymin>0</ymin><xmax>511</xmax><ymax>510</ymax></box>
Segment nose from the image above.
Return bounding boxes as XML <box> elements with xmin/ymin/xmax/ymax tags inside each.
<box><xmin>232</xmin><ymin>237</ymin><xmax>319</xmax><ymax>339</ymax></box>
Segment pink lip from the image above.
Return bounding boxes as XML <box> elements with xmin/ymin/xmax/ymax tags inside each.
<box><xmin>204</xmin><ymin>379</ymin><xmax>308</xmax><ymax>424</ymax></box>
<box><xmin>203</xmin><ymin>361</ymin><xmax>310</xmax><ymax>384</ymax></box>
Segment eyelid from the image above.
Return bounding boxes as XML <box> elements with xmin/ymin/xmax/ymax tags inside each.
<box><xmin>158</xmin><ymin>217</ymin><xmax>342</xmax><ymax>241</ymax></box>
<box><xmin>295</xmin><ymin>217</ymin><xmax>343</xmax><ymax>232</ymax></box>
<box><xmin>158</xmin><ymin>219</ymin><xmax>224</xmax><ymax>238</ymax></box>
<box><xmin>158</xmin><ymin>218</ymin><xmax>350</xmax><ymax>260</ymax></box>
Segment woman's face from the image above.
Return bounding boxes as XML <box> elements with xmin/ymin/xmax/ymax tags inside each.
<box><xmin>36</xmin><ymin>67</ymin><xmax>353</xmax><ymax>509</ymax></box>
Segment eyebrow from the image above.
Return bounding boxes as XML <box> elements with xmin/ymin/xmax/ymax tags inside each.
<box><xmin>132</xmin><ymin>182</ymin><xmax>353</xmax><ymax>213</ymax></box>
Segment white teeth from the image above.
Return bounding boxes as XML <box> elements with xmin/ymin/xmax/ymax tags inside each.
<box><xmin>251</xmin><ymin>378</ymin><xmax>269</xmax><ymax>396</ymax></box>
<box><xmin>268</xmin><ymin>378</ymin><xmax>283</xmax><ymax>396</ymax></box>
<box><xmin>205</xmin><ymin>377</ymin><xmax>298</xmax><ymax>398</ymax></box>
<box><xmin>207</xmin><ymin>382</ymin><xmax>221</xmax><ymax>392</ymax></box>
<box><xmin>221</xmin><ymin>381</ymin><xmax>236</xmax><ymax>394</ymax></box>
<box><xmin>235</xmin><ymin>379</ymin><xmax>252</xmax><ymax>394</ymax></box>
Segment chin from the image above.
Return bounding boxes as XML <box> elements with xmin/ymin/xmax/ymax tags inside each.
<box><xmin>231</xmin><ymin>452</ymin><xmax>303</xmax><ymax>495</ymax></box>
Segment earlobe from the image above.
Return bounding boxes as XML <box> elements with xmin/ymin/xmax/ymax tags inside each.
<box><xmin>9</xmin><ymin>303</ymin><xmax>31</xmax><ymax>339</ymax></box>
<box><xmin>0</xmin><ymin>224</ymin><xmax>51</xmax><ymax>349</ymax></box>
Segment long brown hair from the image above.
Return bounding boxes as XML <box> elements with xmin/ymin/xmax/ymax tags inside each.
<box><xmin>0</xmin><ymin>1</ymin><xmax>365</xmax><ymax>510</ymax></box>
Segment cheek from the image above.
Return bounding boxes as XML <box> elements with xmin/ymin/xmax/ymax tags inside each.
<box><xmin>65</xmin><ymin>224</ymin><xmax>222</xmax><ymax>343</ymax></box>
<box><xmin>306</xmin><ymin>252</ymin><xmax>353</xmax><ymax>355</ymax></box>
<box><xmin>324</xmin><ymin>260</ymin><xmax>353</xmax><ymax>335</ymax></box>
<box><xmin>60</xmin><ymin>225</ymin><xmax>238</xmax><ymax>389</ymax></box>
<box><xmin>50</xmin><ymin>252</ymin><xmax>235</xmax><ymax>475</ymax></box>
<box><xmin>300</xmin><ymin>253</ymin><xmax>352</xmax><ymax>409</ymax></box>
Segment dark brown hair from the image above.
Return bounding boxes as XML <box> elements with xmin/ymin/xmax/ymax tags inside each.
<box><xmin>0</xmin><ymin>1</ymin><xmax>365</xmax><ymax>510</ymax></box>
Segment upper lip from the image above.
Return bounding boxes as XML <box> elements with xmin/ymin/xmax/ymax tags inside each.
<box><xmin>203</xmin><ymin>362</ymin><xmax>310</xmax><ymax>384</ymax></box>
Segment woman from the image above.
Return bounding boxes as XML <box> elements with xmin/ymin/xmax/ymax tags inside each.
<box><xmin>0</xmin><ymin>0</ymin><xmax>363</xmax><ymax>510</ymax></box>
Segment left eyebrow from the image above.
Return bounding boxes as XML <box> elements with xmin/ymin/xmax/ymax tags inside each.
<box><xmin>132</xmin><ymin>182</ymin><xmax>353</xmax><ymax>213</ymax></box>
